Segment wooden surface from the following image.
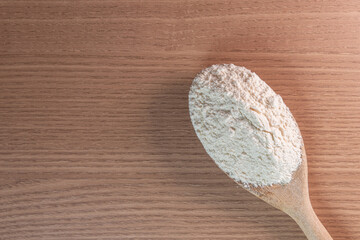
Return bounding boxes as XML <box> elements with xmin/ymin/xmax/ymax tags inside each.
<box><xmin>1</xmin><ymin>1</ymin><xmax>360</xmax><ymax>239</ymax></box>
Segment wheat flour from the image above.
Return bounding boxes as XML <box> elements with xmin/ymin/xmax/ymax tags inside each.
<box><xmin>189</xmin><ymin>64</ymin><xmax>303</xmax><ymax>187</ymax></box>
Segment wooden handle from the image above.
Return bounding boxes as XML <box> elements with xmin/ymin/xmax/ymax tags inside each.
<box><xmin>289</xmin><ymin>199</ymin><xmax>333</xmax><ymax>240</ymax></box>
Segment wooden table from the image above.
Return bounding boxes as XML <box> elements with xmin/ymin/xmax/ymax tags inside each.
<box><xmin>1</xmin><ymin>1</ymin><xmax>359</xmax><ymax>239</ymax></box>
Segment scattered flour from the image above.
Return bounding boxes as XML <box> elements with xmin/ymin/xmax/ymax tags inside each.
<box><xmin>189</xmin><ymin>64</ymin><xmax>303</xmax><ymax>187</ymax></box>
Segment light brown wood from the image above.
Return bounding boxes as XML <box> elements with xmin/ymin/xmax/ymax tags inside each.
<box><xmin>239</xmin><ymin>147</ymin><xmax>332</xmax><ymax>240</ymax></box>
<box><xmin>0</xmin><ymin>0</ymin><xmax>360</xmax><ymax>239</ymax></box>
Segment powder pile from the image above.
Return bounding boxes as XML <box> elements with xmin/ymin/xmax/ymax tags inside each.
<box><xmin>189</xmin><ymin>64</ymin><xmax>303</xmax><ymax>187</ymax></box>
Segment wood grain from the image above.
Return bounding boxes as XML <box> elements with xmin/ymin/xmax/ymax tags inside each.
<box><xmin>0</xmin><ymin>0</ymin><xmax>359</xmax><ymax>239</ymax></box>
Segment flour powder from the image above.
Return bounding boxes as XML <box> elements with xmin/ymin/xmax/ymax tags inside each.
<box><xmin>189</xmin><ymin>64</ymin><xmax>303</xmax><ymax>187</ymax></box>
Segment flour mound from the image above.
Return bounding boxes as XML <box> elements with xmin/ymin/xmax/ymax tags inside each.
<box><xmin>189</xmin><ymin>64</ymin><xmax>303</xmax><ymax>187</ymax></box>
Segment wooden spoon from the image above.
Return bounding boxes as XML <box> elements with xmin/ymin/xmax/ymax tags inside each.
<box><xmin>233</xmin><ymin>145</ymin><xmax>332</xmax><ymax>240</ymax></box>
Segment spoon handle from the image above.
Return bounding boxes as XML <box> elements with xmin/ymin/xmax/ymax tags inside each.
<box><xmin>290</xmin><ymin>199</ymin><xmax>333</xmax><ymax>240</ymax></box>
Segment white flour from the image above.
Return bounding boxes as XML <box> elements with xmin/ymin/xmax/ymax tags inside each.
<box><xmin>189</xmin><ymin>64</ymin><xmax>303</xmax><ymax>187</ymax></box>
